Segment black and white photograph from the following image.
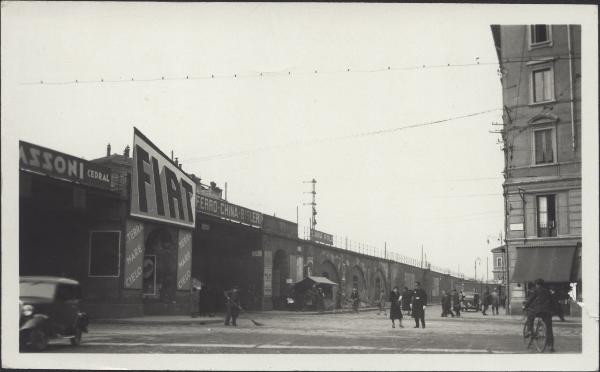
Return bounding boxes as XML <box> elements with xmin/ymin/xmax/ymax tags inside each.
<box><xmin>1</xmin><ymin>2</ymin><xmax>598</xmax><ymax>371</ymax></box>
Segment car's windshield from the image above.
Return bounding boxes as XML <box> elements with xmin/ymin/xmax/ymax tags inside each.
<box><xmin>20</xmin><ymin>281</ymin><xmax>56</xmax><ymax>299</ymax></box>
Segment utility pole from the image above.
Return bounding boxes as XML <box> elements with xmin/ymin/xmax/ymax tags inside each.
<box><xmin>303</xmin><ymin>179</ymin><xmax>317</xmax><ymax>238</ymax></box>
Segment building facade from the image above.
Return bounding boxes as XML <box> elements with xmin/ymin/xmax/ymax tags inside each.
<box><xmin>20</xmin><ymin>136</ymin><xmax>481</xmax><ymax>318</ymax></box>
<box><xmin>490</xmin><ymin>245</ymin><xmax>506</xmax><ymax>283</ymax></box>
<box><xmin>491</xmin><ymin>25</ymin><xmax>582</xmax><ymax>315</ymax></box>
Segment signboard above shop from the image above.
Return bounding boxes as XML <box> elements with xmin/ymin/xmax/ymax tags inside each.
<box><xmin>130</xmin><ymin>128</ymin><xmax>196</xmax><ymax>228</ymax></box>
<box><xmin>19</xmin><ymin>141</ymin><xmax>111</xmax><ymax>190</ymax></box>
<box><xmin>197</xmin><ymin>194</ymin><xmax>263</xmax><ymax>227</ymax></box>
<box><xmin>310</xmin><ymin>229</ymin><xmax>333</xmax><ymax>245</ymax></box>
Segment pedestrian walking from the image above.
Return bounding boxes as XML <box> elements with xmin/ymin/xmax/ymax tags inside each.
<box><xmin>482</xmin><ymin>288</ymin><xmax>491</xmax><ymax>315</ymax></box>
<box><xmin>410</xmin><ymin>282</ymin><xmax>427</xmax><ymax>328</ymax></box>
<box><xmin>451</xmin><ymin>289</ymin><xmax>461</xmax><ymax>317</ymax></box>
<box><xmin>389</xmin><ymin>287</ymin><xmax>403</xmax><ymax>328</ymax></box>
<box><xmin>491</xmin><ymin>287</ymin><xmax>500</xmax><ymax>315</ymax></box>
<box><xmin>401</xmin><ymin>287</ymin><xmax>412</xmax><ymax>316</ymax></box>
<box><xmin>224</xmin><ymin>285</ymin><xmax>241</xmax><ymax>326</ymax></box>
<box><xmin>377</xmin><ymin>289</ymin><xmax>387</xmax><ymax>316</ymax></box>
<box><xmin>441</xmin><ymin>290</ymin><xmax>454</xmax><ymax>317</ymax></box>
<box><xmin>350</xmin><ymin>287</ymin><xmax>360</xmax><ymax>313</ymax></box>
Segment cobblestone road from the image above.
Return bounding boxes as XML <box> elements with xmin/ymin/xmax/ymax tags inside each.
<box><xmin>36</xmin><ymin>306</ymin><xmax>582</xmax><ymax>354</ymax></box>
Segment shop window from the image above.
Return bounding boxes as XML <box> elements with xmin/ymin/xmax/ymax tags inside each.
<box><xmin>88</xmin><ymin>231</ymin><xmax>121</xmax><ymax>277</ymax></box>
<box><xmin>530</xmin><ymin>67</ymin><xmax>554</xmax><ymax>104</ymax></box>
<box><xmin>537</xmin><ymin>195</ymin><xmax>557</xmax><ymax>237</ymax></box>
<box><xmin>533</xmin><ymin>128</ymin><xmax>555</xmax><ymax>164</ymax></box>
<box><xmin>530</xmin><ymin>25</ymin><xmax>552</xmax><ymax>47</ymax></box>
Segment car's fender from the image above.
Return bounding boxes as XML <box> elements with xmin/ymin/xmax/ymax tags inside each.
<box><xmin>19</xmin><ymin>314</ymin><xmax>49</xmax><ymax>331</ymax></box>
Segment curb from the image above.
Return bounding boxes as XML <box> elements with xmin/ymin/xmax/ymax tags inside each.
<box><xmin>91</xmin><ymin>318</ymin><xmax>224</xmax><ymax>326</ymax></box>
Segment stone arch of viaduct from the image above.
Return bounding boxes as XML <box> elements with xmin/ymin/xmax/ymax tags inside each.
<box><xmin>259</xmin><ymin>215</ymin><xmax>478</xmax><ymax>310</ymax></box>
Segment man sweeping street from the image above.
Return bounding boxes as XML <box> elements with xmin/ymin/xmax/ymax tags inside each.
<box><xmin>224</xmin><ymin>285</ymin><xmax>241</xmax><ymax>326</ymax></box>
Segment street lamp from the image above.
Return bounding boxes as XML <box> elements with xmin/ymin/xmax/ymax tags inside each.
<box><xmin>474</xmin><ymin>257</ymin><xmax>482</xmax><ymax>282</ymax></box>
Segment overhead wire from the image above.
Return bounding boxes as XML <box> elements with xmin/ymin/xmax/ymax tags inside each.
<box><xmin>20</xmin><ymin>54</ymin><xmax>580</xmax><ymax>86</ymax></box>
<box><xmin>181</xmin><ymin>107</ymin><xmax>503</xmax><ymax>163</ymax></box>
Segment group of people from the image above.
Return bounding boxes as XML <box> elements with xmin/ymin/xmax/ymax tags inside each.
<box><xmin>376</xmin><ymin>282</ymin><xmax>429</xmax><ymax>329</ymax></box>
<box><xmin>440</xmin><ymin>289</ymin><xmax>463</xmax><ymax>317</ymax></box>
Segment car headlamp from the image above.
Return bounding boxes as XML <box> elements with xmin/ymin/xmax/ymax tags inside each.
<box><xmin>22</xmin><ymin>304</ymin><xmax>33</xmax><ymax>317</ymax></box>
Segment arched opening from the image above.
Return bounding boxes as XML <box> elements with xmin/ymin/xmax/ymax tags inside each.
<box><xmin>143</xmin><ymin>228</ymin><xmax>177</xmax><ymax>305</ymax></box>
<box><xmin>346</xmin><ymin>265</ymin><xmax>367</xmax><ymax>302</ymax></box>
<box><xmin>272</xmin><ymin>249</ymin><xmax>288</xmax><ymax>310</ymax></box>
<box><xmin>371</xmin><ymin>269</ymin><xmax>387</xmax><ymax>302</ymax></box>
<box><xmin>318</xmin><ymin>260</ymin><xmax>340</xmax><ymax>308</ymax></box>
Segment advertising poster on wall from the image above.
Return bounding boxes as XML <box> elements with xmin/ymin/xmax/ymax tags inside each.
<box><xmin>131</xmin><ymin>128</ymin><xmax>196</xmax><ymax>228</ymax></box>
<box><xmin>263</xmin><ymin>250</ymin><xmax>273</xmax><ymax>297</ymax></box>
<box><xmin>176</xmin><ymin>229</ymin><xmax>192</xmax><ymax>290</ymax></box>
<box><xmin>143</xmin><ymin>255</ymin><xmax>157</xmax><ymax>296</ymax></box>
<box><xmin>123</xmin><ymin>220</ymin><xmax>145</xmax><ymax>289</ymax></box>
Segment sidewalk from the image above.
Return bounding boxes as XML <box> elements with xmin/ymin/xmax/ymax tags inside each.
<box><xmin>90</xmin><ymin>305</ymin><xmax>580</xmax><ymax>326</ymax></box>
<box><xmin>91</xmin><ymin>307</ymin><xmax>381</xmax><ymax>325</ymax></box>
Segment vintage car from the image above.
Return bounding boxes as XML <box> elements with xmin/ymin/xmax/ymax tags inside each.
<box><xmin>19</xmin><ymin>276</ymin><xmax>89</xmax><ymax>351</ymax></box>
<box><xmin>460</xmin><ymin>291</ymin><xmax>481</xmax><ymax>312</ymax></box>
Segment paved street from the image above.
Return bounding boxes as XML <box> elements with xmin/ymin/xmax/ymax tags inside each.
<box><xmin>36</xmin><ymin>306</ymin><xmax>581</xmax><ymax>354</ymax></box>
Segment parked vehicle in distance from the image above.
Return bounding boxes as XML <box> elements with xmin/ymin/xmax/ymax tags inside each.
<box><xmin>19</xmin><ymin>276</ymin><xmax>89</xmax><ymax>351</ymax></box>
<box><xmin>461</xmin><ymin>291</ymin><xmax>481</xmax><ymax>312</ymax></box>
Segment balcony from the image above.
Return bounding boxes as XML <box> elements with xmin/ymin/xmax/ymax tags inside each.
<box><xmin>537</xmin><ymin>221</ymin><xmax>557</xmax><ymax>237</ymax></box>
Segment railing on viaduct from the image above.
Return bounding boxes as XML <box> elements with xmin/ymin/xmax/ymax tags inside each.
<box><xmin>301</xmin><ymin>227</ymin><xmax>473</xmax><ymax>281</ymax></box>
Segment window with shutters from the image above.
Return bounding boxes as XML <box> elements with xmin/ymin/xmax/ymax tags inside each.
<box><xmin>529</xmin><ymin>25</ymin><xmax>552</xmax><ymax>48</ymax></box>
<box><xmin>530</xmin><ymin>66</ymin><xmax>555</xmax><ymax>104</ymax></box>
<box><xmin>533</xmin><ymin>128</ymin><xmax>555</xmax><ymax>165</ymax></box>
<box><xmin>537</xmin><ymin>195</ymin><xmax>557</xmax><ymax>237</ymax></box>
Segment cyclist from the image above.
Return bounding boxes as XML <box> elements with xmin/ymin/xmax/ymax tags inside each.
<box><xmin>523</xmin><ymin>278</ymin><xmax>555</xmax><ymax>352</ymax></box>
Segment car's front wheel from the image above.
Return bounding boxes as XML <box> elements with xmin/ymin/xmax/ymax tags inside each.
<box><xmin>29</xmin><ymin>328</ymin><xmax>48</xmax><ymax>351</ymax></box>
<box><xmin>70</xmin><ymin>325</ymin><xmax>82</xmax><ymax>346</ymax></box>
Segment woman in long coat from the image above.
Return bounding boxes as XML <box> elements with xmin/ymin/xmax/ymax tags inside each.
<box><xmin>389</xmin><ymin>287</ymin><xmax>404</xmax><ymax>328</ymax></box>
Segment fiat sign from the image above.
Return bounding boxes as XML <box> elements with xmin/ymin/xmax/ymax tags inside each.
<box><xmin>130</xmin><ymin>128</ymin><xmax>196</xmax><ymax>228</ymax></box>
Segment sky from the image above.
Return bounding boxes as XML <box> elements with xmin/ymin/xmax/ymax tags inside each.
<box><xmin>2</xmin><ymin>2</ymin><xmax>550</xmax><ymax>281</ymax></box>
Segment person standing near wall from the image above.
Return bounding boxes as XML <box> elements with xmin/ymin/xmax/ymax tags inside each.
<box><xmin>401</xmin><ymin>287</ymin><xmax>412</xmax><ymax>316</ymax></box>
<box><xmin>350</xmin><ymin>287</ymin><xmax>360</xmax><ymax>313</ymax></box>
<box><xmin>389</xmin><ymin>287</ymin><xmax>403</xmax><ymax>328</ymax></box>
<box><xmin>411</xmin><ymin>282</ymin><xmax>427</xmax><ymax>328</ymax></box>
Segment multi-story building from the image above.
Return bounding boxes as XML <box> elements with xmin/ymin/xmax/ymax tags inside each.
<box><xmin>491</xmin><ymin>25</ymin><xmax>582</xmax><ymax>315</ymax></box>
<box><xmin>490</xmin><ymin>245</ymin><xmax>506</xmax><ymax>283</ymax></box>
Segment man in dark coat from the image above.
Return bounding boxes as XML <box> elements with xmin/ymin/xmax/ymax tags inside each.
<box><xmin>441</xmin><ymin>290</ymin><xmax>454</xmax><ymax>317</ymax></box>
<box><xmin>401</xmin><ymin>287</ymin><xmax>412</xmax><ymax>316</ymax></box>
<box><xmin>482</xmin><ymin>288</ymin><xmax>491</xmax><ymax>315</ymax></box>
<box><xmin>524</xmin><ymin>278</ymin><xmax>556</xmax><ymax>352</ymax></box>
<box><xmin>411</xmin><ymin>282</ymin><xmax>428</xmax><ymax>328</ymax></box>
<box><xmin>451</xmin><ymin>289</ymin><xmax>461</xmax><ymax>317</ymax></box>
<box><xmin>224</xmin><ymin>286</ymin><xmax>241</xmax><ymax>326</ymax></box>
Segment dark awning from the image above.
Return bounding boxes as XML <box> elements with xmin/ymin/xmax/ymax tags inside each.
<box><xmin>294</xmin><ymin>276</ymin><xmax>338</xmax><ymax>292</ymax></box>
<box><xmin>511</xmin><ymin>246</ymin><xmax>576</xmax><ymax>283</ymax></box>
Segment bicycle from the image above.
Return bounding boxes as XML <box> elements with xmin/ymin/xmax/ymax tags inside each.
<box><xmin>523</xmin><ymin>315</ymin><xmax>547</xmax><ymax>352</ymax></box>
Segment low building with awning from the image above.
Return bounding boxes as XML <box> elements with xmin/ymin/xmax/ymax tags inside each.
<box><xmin>292</xmin><ymin>276</ymin><xmax>338</xmax><ymax>311</ymax></box>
